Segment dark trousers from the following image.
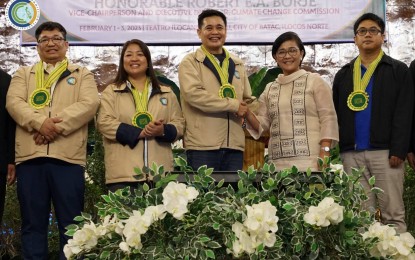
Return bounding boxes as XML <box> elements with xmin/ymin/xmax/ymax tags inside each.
<box><xmin>0</xmin><ymin>170</ymin><xmax>5</xmax><ymax>225</ymax></box>
<box><xmin>17</xmin><ymin>158</ymin><xmax>85</xmax><ymax>260</ymax></box>
<box><xmin>186</xmin><ymin>148</ymin><xmax>243</xmax><ymax>171</ymax></box>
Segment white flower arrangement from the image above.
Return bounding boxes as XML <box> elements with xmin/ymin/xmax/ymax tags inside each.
<box><xmin>64</xmin><ymin>214</ymin><xmax>124</xmax><ymax>257</ymax></box>
<box><xmin>162</xmin><ymin>181</ymin><xmax>199</xmax><ymax>220</ymax></box>
<box><xmin>230</xmin><ymin>200</ymin><xmax>279</xmax><ymax>257</ymax></box>
<box><xmin>303</xmin><ymin>197</ymin><xmax>344</xmax><ymax>227</ymax></box>
<box><xmin>62</xmin><ymin>161</ymin><xmax>415</xmax><ymax>259</ymax></box>
<box><xmin>64</xmin><ymin>181</ymin><xmax>199</xmax><ymax>258</ymax></box>
<box><xmin>362</xmin><ymin>222</ymin><xmax>415</xmax><ymax>259</ymax></box>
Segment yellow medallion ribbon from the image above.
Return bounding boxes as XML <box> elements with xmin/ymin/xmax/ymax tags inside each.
<box><xmin>129</xmin><ymin>78</ymin><xmax>153</xmax><ymax>129</ymax></box>
<box><xmin>201</xmin><ymin>45</ymin><xmax>236</xmax><ymax>99</ymax></box>
<box><xmin>348</xmin><ymin>50</ymin><xmax>384</xmax><ymax>111</ymax></box>
<box><xmin>31</xmin><ymin>58</ymin><xmax>68</xmax><ymax>109</ymax></box>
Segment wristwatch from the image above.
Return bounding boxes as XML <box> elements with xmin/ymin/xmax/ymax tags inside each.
<box><xmin>321</xmin><ymin>146</ymin><xmax>330</xmax><ymax>152</ymax></box>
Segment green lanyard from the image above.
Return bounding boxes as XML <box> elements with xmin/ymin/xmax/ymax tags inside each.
<box><xmin>200</xmin><ymin>45</ymin><xmax>230</xmax><ymax>86</ymax></box>
<box><xmin>130</xmin><ymin>77</ymin><xmax>150</xmax><ymax>112</ymax></box>
<box><xmin>30</xmin><ymin>58</ymin><xmax>68</xmax><ymax>109</ymax></box>
<box><xmin>353</xmin><ymin>50</ymin><xmax>383</xmax><ymax>93</ymax></box>
<box><xmin>201</xmin><ymin>45</ymin><xmax>236</xmax><ymax>99</ymax></box>
<box><xmin>347</xmin><ymin>50</ymin><xmax>384</xmax><ymax>111</ymax></box>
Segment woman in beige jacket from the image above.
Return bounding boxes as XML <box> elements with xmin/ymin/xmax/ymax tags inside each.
<box><xmin>97</xmin><ymin>39</ymin><xmax>185</xmax><ymax>192</ymax></box>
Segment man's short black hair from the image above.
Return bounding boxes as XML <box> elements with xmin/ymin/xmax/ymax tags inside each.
<box><xmin>197</xmin><ymin>9</ymin><xmax>227</xmax><ymax>29</ymax></box>
<box><xmin>35</xmin><ymin>21</ymin><xmax>67</xmax><ymax>40</ymax></box>
<box><xmin>353</xmin><ymin>13</ymin><xmax>385</xmax><ymax>35</ymax></box>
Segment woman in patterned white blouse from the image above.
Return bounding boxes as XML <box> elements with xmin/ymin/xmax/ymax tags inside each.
<box><xmin>245</xmin><ymin>31</ymin><xmax>339</xmax><ymax>171</ymax></box>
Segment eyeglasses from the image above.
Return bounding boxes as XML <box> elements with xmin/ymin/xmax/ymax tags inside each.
<box><xmin>355</xmin><ymin>28</ymin><xmax>381</xmax><ymax>36</ymax></box>
<box><xmin>276</xmin><ymin>47</ymin><xmax>299</xmax><ymax>58</ymax></box>
<box><xmin>37</xmin><ymin>37</ymin><xmax>65</xmax><ymax>45</ymax></box>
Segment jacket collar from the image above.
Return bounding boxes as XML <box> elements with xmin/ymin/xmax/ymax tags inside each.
<box><xmin>114</xmin><ymin>81</ymin><xmax>171</xmax><ymax>98</ymax></box>
<box><xmin>195</xmin><ymin>47</ymin><xmax>239</xmax><ymax>85</ymax></box>
<box><xmin>29</xmin><ymin>61</ymin><xmax>80</xmax><ymax>83</ymax></box>
<box><xmin>30</xmin><ymin>62</ymin><xmax>81</xmax><ymax>74</ymax></box>
<box><xmin>344</xmin><ymin>52</ymin><xmax>393</xmax><ymax>69</ymax></box>
<box><xmin>194</xmin><ymin>47</ymin><xmax>244</xmax><ymax>65</ymax></box>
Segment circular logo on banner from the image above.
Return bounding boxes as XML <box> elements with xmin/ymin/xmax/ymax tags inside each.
<box><xmin>6</xmin><ymin>0</ymin><xmax>40</xmax><ymax>31</ymax></box>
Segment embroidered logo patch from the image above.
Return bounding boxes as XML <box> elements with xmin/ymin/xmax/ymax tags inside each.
<box><xmin>67</xmin><ymin>77</ymin><xmax>76</xmax><ymax>85</ymax></box>
<box><xmin>160</xmin><ymin>97</ymin><xmax>167</xmax><ymax>105</ymax></box>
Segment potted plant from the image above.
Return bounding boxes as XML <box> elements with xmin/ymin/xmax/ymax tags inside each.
<box><xmin>63</xmin><ymin>158</ymin><xmax>415</xmax><ymax>259</ymax></box>
<box><xmin>243</xmin><ymin>67</ymin><xmax>282</xmax><ymax>170</ymax></box>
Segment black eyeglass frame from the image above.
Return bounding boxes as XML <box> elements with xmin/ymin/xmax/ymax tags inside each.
<box><xmin>355</xmin><ymin>28</ymin><xmax>382</xmax><ymax>36</ymax></box>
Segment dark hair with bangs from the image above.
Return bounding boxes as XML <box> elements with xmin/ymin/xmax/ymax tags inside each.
<box><xmin>113</xmin><ymin>39</ymin><xmax>160</xmax><ymax>91</ymax></box>
<box><xmin>35</xmin><ymin>21</ymin><xmax>67</xmax><ymax>40</ymax></box>
<box><xmin>197</xmin><ymin>9</ymin><xmax>227</xmax><ymax>29</ymax></box>
<box><xmin>353</xmin><ymin>13</ymin><xmax>385</xmax><ymax>35</ymax></box>
<box><xmin>271</xmin><ymin>31</ymin><xmax>306</xmax><ymax>66</ymax></box>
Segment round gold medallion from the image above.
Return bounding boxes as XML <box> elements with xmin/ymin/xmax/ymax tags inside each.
<box><xmin>219</xmin><ymin>84</ymin><xmax>236</xmax><ymax>99</ymax></box>
<box><xmin>30</xmin><ymin>89</ymin><xmax>50</xmax><ymax>109</ymax></box>
<box><xmin>132</xmin><ymin>112</ymin><xmax>153</xmax><ymax>129</ymax></box>
<box><xmin>347</xmin><ymin>91</ymin><xmax>369</xmax><ymax>111</ymax></box>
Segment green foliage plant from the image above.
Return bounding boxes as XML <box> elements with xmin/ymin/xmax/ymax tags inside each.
<box><xmin>248</xmin><ymin>67</ymin><xmax>282</xmax><ymax>98</ymax></box>
<box><xmin>63</xmin><ymin>156</ymin><xmax>398</xmax><ymax>259</ymax></box>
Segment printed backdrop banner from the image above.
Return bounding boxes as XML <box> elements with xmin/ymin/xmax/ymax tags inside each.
<box><xmin>21</xmin><ymin>0</ymin><xmax>385</xmax><ymax>45</ymax></box>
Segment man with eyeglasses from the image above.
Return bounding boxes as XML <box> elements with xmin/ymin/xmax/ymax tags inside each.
<box><xmin>6</xmin><ymin>21</ymin><xmax>99</xmax><ymax>258</ymax></box>
<box><xmin>179</xmin><ymin>9</ymin><xmax>252</xmax><ymax>171</ymax></box>
<box><xmin>333</xmin><ymin>13</ymin><xmax>413</xmax><ymax>233</ymax></box>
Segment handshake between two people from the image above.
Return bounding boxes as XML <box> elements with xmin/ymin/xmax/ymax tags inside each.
<box><xmin>236</xmin><ymin>101</ymin><xmax>249</xmax><ymax>118</ymax></box>
<box><xmin>236</xmin><ymin>98</ymin><xmax>256</xmax><ymax>118</ymax></box>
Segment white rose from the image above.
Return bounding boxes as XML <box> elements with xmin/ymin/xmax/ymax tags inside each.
<box><xmin>232</xmin><ymin>222</ymin><xmax>246</xmax><ymax>239</ymax></box>
<box><xmin>144</xmin><ymin>205</ymin><xmax>166</xmax><ymax>223</ymax></box>
<box><xmin>115</xmin><ymin>221</ymin><xmax>124</xmax><ymax>235</ymax></box>
<box><xmin>318</xmin><ymin>197</ymin><xmax>335</xmax><ymax>209</ymax></box>
<box><xmin>377</xmin><ymin>237</ymin><xmax>398</xmax><ymax>257</ymax></box>
<box><xmin>395</xmin><ymin>232</ymin><xmax>415</xmax><ymax>256</ymax></box>
<box><xmin>244</xmin><ymin>201</ymin><xmax>278</xmax><ymax>234</ymax></box>
<box><xmin>125</xmin><ymin>233</ymin><xmax>142</xmax><ymax>249</ymax></box>
<box><xmin>162</xmin><ymin>182</ymin><xmax>188</xmax><ymax>205</ymax></box>
<box><xmin>326</xmin><ymin>204</ymin><xmax>344</xmax><ymax>225</ymax></box>
<box><xmin>362</xmin><ymin>222</ymin><xmax>414</xmax><ymax>258</ymax></box>
<box><xmin>261</xmin><ymin>232</ymin><xmax>277</xmax><ymax>247</ymax></box>
<box><xmin>164</xmin><ymin>201</ymin><xmax>188</xmax><ymax>220</ymax></box>
<box><xmin>119</xmin><ymin>241</ymin><xmax>131</xmax><ymax>253</ymax></box>
<box><xmin>239</xmin><ymin>229</ymin><xmax>256</xmax><ymax>254</ymax></box>
<box><xmin>232</xmin><ymin>239</ymin><xmax>243</xmax><ymax>257</ymax></box>
<box><xmin>185</xmin><ymin>186</ymin><xmax>199</xmax><ymax>201</ymax></box>
<box><xmin>72</xmin><ymin>225</ymin><xmax>98</xmax><ymax>250</ymax></box>
<box><xmin>63</xmin><ymin>243</ymin><xmax>74</xmax><ymax>259</ymax></box>
<box><xmin>162</xmin><ymin>182</ymin><xmax>199</xmax><ymax>206</ymax></box>
<box><xmin>330</xmin><ymin>163</ymin><xmax>344</xmax><ymax>174</ymax></box>
<box><xmin>123</xmin><ymin>212</ymin><xmax>151</xmax><ymax>237</ymax></box>
<box><xmin>304</xmin><ymin>206</ymin><xmax>330</xmax><ymax>227</ymax></box>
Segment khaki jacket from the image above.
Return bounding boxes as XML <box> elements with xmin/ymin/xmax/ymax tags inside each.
<box><xmin>178</xmin><ymin>47</ymin><xmax>252</xmax><ymax>151</ymax></box>
<box><xmin>97</xmin><ymin>83</ymin><xmax>184</xmax><ymax>184</ymax></box>
<box><xmin>6</xmin><ymin>64</ymin><xmax>100</xmax><ymax>166</ymax></box>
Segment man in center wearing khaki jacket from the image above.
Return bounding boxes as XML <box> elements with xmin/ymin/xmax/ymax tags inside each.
<box><xmin>179</xmin><ymin>9</ymin><xmax>252</xmax><ymax>171</ymax></box>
